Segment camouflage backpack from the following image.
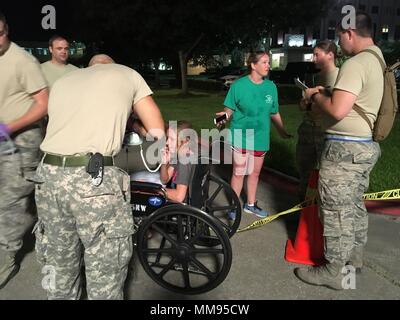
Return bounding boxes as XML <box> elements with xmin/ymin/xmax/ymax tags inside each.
<box><xmin>353</xmin><ymin>49</ymin><xmax>399</xmax><ymax>142</ymax></box>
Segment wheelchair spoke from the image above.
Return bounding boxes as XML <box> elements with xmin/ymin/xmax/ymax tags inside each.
<box><xmin>188</xmin><ymin>230</ymin><xmax>204</xmax><ymax>246</ymax></box>
<box><xmin>177</xmin><ymin>215</ymin><xmax>184</xmax><ymax>242</ymax></box>
<box><xmin>207</xmin><ymin>184</ymin><xmax>224</xmax><ymax>204</ymax></box>
<box><xmin>189</xmin><ymin>257</ymin><xmax>216</xmax><ymax>280</ymax></box>
<box><xmin>191</xmin><ymin>248</ymin><xmax>224</xmax><ymax>255</ymax></box>
<box><xmin>188</xmin><ymin>222</ymin><xmax>211</xmax><ymax>245</ymax></box>
<box><xmin>207</xmin><ymin>205</ymin><xmax>235</xmax><ymax>211</ymax></box>
<box><xmin>142</xmin><ymin>248</ymin><xmax>176</xmax><ymax>255</ymax></box>
<box><xmin>155</xmin><ymin>237</ymin><xmax>167</xmax><ymax>265</ymax></box>
<box><xmin>187</xmin><ymin>216</ymin><xmax>193</xmax><ymax>239</ymax></box>
<box><xmin>152</xmin><ymin>224</ymin><xmax>178</xmax><ymax>247</ymax></box>
<box><xmin>182</xmin><ymin>261</ymin><xmax>191</xmax><ymax>289</ymax></box>
<box><xmin>213</xmin><ymin>220</ymin><xmax>231</xmax><ymax>233</ymax></box>
<box><xmin>158</xmin><ymin>258</ymin><xmax>177</xmax><ymax>279</ymax></box>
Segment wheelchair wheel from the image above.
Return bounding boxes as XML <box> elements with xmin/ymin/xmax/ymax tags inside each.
<box><xmin>136</xmin><ymin>205</ymin><xmax>232</xmax><ymax>295</ymax></box>
<box><xmin>202</xmin><ymin>174</ymin><xmax>241</xmax><ymax>240</ymax></box>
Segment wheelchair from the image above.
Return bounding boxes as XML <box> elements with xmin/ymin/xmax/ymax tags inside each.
<box><xmin>119</xmin><ymin>132</ymin><xmax>241</xmax><ymax>294</ymax></box>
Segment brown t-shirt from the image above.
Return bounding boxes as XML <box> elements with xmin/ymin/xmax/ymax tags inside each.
<box><xmin>306</xmin><ymin>67</ymin><xmax>339</xmax><ymax>127</ymax></box>
<box><xmin>40</xmin><ymin>64</ymin><xmax>153</xmax><ymax>156</ymax></box>
<box><xmin>0</xmin><ymin>42</ymin><xmax>47</xmax><ymax>123</ymax></box>
<box><xmin>325</xmin><ymin>45</ymin><xmax>385</xmax><ymax>137</ymax></box>
<box><xmin>41</xmin><ymin>61</ymin><xmax>79</xmax><ymax>90</ymax></box>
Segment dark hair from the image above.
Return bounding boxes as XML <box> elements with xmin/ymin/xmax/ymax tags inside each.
<box><xmin>177</xmin><ymin>120</ymin><xmax>193</xmax><ymax>132</ymax></box>
<box><xmin>49</xmin><ymin>35</ymin><xmax>69</xmax><ymax>48</ymax></box>
<box><xmin>314</xmin><ymin>40</ymin><xmax>338</xmax><ymax>59</ymax></box>
<box><xmin>0</xmin><ymin>11</ymin><xmax>8</xmax><ymax>31</ymax></box>
<box><xmin>337</xmin><ymin>12</ymin><xmax>373</xmax><ymax>38</ymax></box>
<box><xmin>0</xmin><ymin>11</ymin><xmax>6</xmax><ymax>23</ymax></box>
<box><xmin>165</xmin><ymin>120</ymin><xmax>192</xmax><ymax>132</ymax></box>
<box><xmin>246</xmin><ymin>51</ymin><xmax>268</xmax><ymax>73</ymax></box>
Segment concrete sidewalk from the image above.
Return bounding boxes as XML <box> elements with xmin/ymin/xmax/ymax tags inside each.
<box><xmin>0</xmin><ymin>167</ymin><xmax>399</xmax><ymax>300</ymax></box>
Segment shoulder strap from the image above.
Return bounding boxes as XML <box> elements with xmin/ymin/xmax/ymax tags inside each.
<box><xmin>353</xmin><ymin>49</ymin><xmax>387</xmax><ymax>131</ymax></box>
<box><xmin>389</xmin><ymin>61</ymin><xmax>400</xmax><ymax>72</ymax></box>
<box><xmin>361</xmin><ymin>49</ymin><xmax>386</xmax><ymax>73</ymax></box>
<box><xmin>363</xmin><ymin>49</ymin><xmax>400</xmax><ymax>72</ymax></box>
<box><xmin>353</xmin><ymin>104</ymin><xmax>373</xmax><ymax>131</ymax></box>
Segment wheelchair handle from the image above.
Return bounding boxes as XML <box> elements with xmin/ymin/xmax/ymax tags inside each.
<box><xmin>131</xmin><ymin>181</ymin><xmax>167</xmax><ymax>198</ymax></box>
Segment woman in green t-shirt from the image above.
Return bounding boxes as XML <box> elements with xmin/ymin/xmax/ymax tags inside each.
<box><xmin>217</xmin><ymin>51</ymin><xmax>291</xmax><ymax>219</ymax></box>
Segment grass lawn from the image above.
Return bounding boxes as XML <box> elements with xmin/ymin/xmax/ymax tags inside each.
<box><xmin>153</xmin><ymin>89</ymin><xmax>399</xmax><ymax>193</ymax></box>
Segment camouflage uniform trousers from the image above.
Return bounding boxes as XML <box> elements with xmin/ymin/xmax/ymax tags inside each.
<box><xmin>33</xmin><ymin>163</ymin><xmax>136</xmax><ymax>300</ymax></box>
<box><xmin>318</xmin><ymin>139</ymin><xmax>381</xmax><ymax>264</ymax></box>
<box><xmin>296</xmin><ymin>119</ymin><xmax>324</xmax><ymax>200</ymax></box>
<box><xmin>0</xmin><ymin>128</ymin><xmax>42</xmax><ymax>253</ymax></box>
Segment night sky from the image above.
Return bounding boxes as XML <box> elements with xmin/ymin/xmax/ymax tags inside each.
<box><xmin>1</xmin><ymin>1</ymin><xmax>73</xmax><ymax>41</ymax></box>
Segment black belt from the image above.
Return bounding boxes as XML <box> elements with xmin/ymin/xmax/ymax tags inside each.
<box><xmin>43</xmin><ymin>154</ymin><xmax>114</xmax><ymax>167</ymax></box>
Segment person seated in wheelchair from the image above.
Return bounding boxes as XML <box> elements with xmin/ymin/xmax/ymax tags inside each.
<box><xmin>160</xmin><ymin>120</ymin><xmax>196</xmax><ymax>203</ymax></box>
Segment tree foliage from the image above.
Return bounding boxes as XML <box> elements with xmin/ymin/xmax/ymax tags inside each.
<box><xmin>72</xmin><ymin>0</ymin><xmax>327</xmax><ymax>93</ymax></box>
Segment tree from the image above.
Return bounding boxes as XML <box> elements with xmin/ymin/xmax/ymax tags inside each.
<box><xmin>73</xmin><ymin>0</ymin><xmax>327</xmax><ymax>94</ymax></box>
<box><xmin>379</xmin><ymin>40</ymin><xmax>400</xmax><ymax>65</ymax></box>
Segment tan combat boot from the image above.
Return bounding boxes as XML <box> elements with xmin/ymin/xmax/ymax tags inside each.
<box><xmin>347</xmin><ymin>246</ymin><xmax>363</xmax><ymax>273</ymax></box>
<box><xmin>0</xmin><ymin>251</ymin><xmax>20</xmax><ymax>289</ymax></box>
<box><xmin>294</xmin><ymin>261</ymin><xmax>345</xmax><ymax>290</ymax></box>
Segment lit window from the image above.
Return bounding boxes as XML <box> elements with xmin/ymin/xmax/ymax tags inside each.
<box><xmin>277</xmin><ymin>32</ymin><xmax>284</xmax><ymax>45</ymax></box>
<box><xmin>304</xmin><ymin>54</ymin><xmax>313</xmax><ymax>62</ymax></box>
<box><xmin>271</xmin><ymin>53</ymin><xmax>284</xmax><ymax>69</ymax></box>
<box><xmin>288</xmin><ymin>35</ymin><xmax>304</xmax><ymax>47</ymax></box>
<box><xmin>382</xmin><ymin>25</ymin><xmax>389</xmax><ymax>33</ymax></box>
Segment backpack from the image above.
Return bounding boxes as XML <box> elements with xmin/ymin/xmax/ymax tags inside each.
<box><xmin>353</xmin><ymin>49</ymin><xmax>399</xmax><ymax>142</ymax></box>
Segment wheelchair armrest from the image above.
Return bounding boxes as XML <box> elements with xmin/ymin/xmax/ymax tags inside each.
<box><xmin>131</xmin><ymin>181</ymin><xmax>163</xmax><ymax>190</ymax></box>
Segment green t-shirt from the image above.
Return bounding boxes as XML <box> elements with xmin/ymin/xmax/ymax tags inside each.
<box><xmin>224</xmin><ymin>76</ymin><xmax>279</xmax><ymax>151</ymax></box>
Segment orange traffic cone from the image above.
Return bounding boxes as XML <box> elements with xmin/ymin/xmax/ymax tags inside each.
<box><xmin>285</xmin><ymin>170</ymin><xmax>326</xmax><ymax>266</ymax></box>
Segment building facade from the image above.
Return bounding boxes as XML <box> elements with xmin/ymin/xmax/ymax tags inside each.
<box><xmin>270</xmin><ymin>0</ymin><xmax>400</xmax><ymax>69</ymax></box>
<box><xmin>321</xmin><ymin>0</ymin><xmax>400</xmax><ymax>42</ymax></box>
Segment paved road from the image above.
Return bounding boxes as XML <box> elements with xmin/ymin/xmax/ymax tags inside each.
<box><xmin>1</xmin><ymin>166</ymin><xmax>399</xmax><ymax>300</ymax></box>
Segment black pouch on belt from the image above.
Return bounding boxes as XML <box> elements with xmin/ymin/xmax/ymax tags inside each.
<box><xmin>86</xmin><ymin>153</ymin><xmax>104</xmax><ymax>186</ymax></box>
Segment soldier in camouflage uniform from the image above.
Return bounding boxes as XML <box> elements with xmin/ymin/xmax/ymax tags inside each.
<box><xmin>295</xmin><ymin>13</ymin><xmax>383</xmax><ymax>289</ymax></box>
<box><xmin>296</xmin><ymin>40</ymin><xmax>339</xmax><ymax>201</ymax></box>
<box><xmin>34</xmin><ymin>55</ymin><xmax>165</xmax><ymax>300</ymax></box>
<box><xmin>0</xmin><ymin>12</ymin><xmax>48</xmax><ymax>289</ymax></box>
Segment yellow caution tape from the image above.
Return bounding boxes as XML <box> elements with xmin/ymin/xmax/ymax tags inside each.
<box><xmin>237</xmin><ymin>199</ymin><xmax>316</xmax><ymax>233</ymax></box>
<box><xmin>237</xmin><ymin>189</ymin><xmax>400</xmax><ymax>233</ymax></box>
<box><xmin>363</xmin><ymin>189</ymin><xmax>400</xmax><ymax>201</ymax></box>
